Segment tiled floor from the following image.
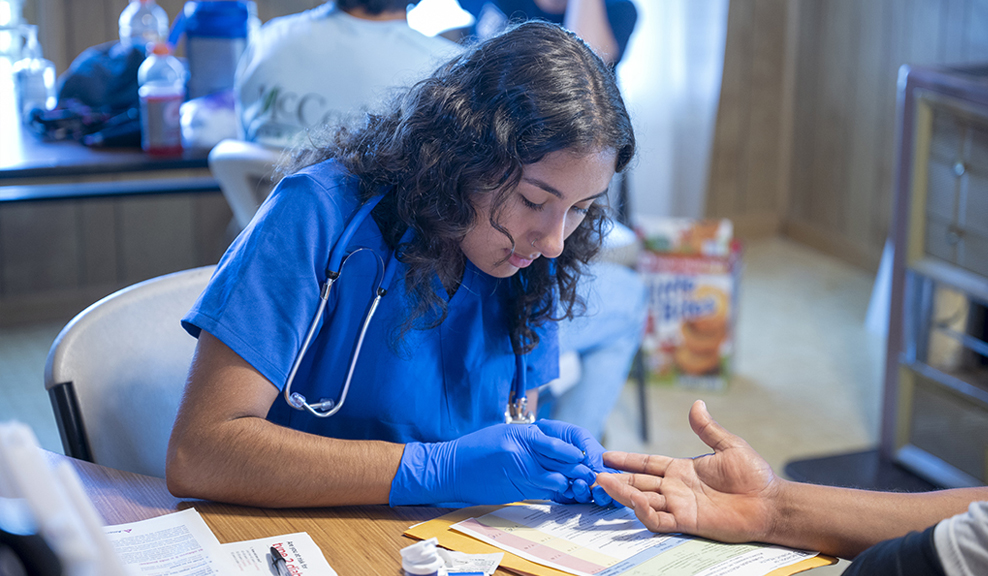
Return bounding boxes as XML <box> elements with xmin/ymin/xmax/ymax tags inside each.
<box><xmin>0</xmin><ymin>236</ymin><xmax>882</xmax><ymax>573</ymax></box>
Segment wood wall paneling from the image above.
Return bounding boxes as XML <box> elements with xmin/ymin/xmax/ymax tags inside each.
<box><xmin>843</xmin><ymin>1</ymin><xmax>882</xmax><ymax>252</ymax></box>
<box><xmin>942</xmin><ymin>0</ymin><xmax>969</xmax><ymax>62</ymax></box>
<box><xmin>706</xmin><ymin>0</ymin><xmax>788</xmax><ymax>238</ymax></box>
<box><xmin>709</xmin><ymin>0</ymin><xmax>988</xmax><ymax>272</ymax></box>
<box><xmin>0</xmin><ymin>202</ymin><xmax>80</xmax><ymax>294</ymax></box>
<box><xmin>79</xmin><ymin>200</ymin><xmax>119</xmax><ymax>286</ymax></box>
<box><xmin>811</xmin><ymin>0</ymin><xmax>855</xmax><ymax>237</ymax></box>
<box><xmin>870</xmin><ymin>0</ymin><xmax>905</xmax><ymax>257</ymax></box>
<box><xmin>254</xmin><ymin>1</ymin><xmax>324</xmax><ymax>24</ymax></box>
<box><xmin>191</xmin><ymin>194</ymin><xmax>237</xmax><ymax>264</ymax></box>
<box><xmin>706</xmin><ymin>0</ymin><xmax>755</xmax><ymax>218</ymax></box>
<box><xmin>118</xmin><ymin>196</ymin><xmax>196</xmax><ymax>284</ymax></box>
<box><xmin>784</xmin><ymin>0</ymin><xmax>817</xmax><ymax>229</ymax></box>
<box><xmin>744</xmin><ymin>0</ymin><xmax>785</xmax><ymax>215</ymax></box>
<box><xmin>67</xmin><ymin>1</ymin><xmax>110</xmax><ymax>62</ymax></box>
<box><xmin>970</xmin><ymin>2</ymin><xmax>988</xmax><ymax>58</ymax></box>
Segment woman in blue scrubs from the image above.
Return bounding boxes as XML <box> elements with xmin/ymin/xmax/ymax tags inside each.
<box><xmin>166</xmin><ymin>21</ymin><xmax>636</xmax><ymax>508</ymax></box>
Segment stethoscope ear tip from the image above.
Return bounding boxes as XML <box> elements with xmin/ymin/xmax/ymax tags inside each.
<box><xmin>288</xmin><ymin>392</ymin><xmax>307</xmax><ymax>410</ymax></box>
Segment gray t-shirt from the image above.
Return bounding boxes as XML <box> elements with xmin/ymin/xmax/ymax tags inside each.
<box><xmin>935</xmin><ymin>500</ymin><xmax>988</xmax><ymax>576</ymax></box>
<box><xmin>235</xmin><ymin>3</ymin><xmax>461</xmax><ymax>148</ymax></box>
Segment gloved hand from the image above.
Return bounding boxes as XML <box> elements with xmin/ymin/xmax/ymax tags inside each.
<box><xmin>534</xmin><ymin>420</ymin><xmax>618</xmax><ymax>507</ymax></box>
<box><xmin>389</xmin><ymin>423</ymin><xmax>597</xmax><ymax>506</ymax></box>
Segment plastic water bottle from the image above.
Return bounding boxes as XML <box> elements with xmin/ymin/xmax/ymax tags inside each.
<box><xmin>138</xmin><ymin>42</ymin><xmax>186</xmax><ymax>156</ymax></box>
<box><xmin>12</xmin><ymin>24</ymin><xmax>56</xmax><ymax>122</ymax></box>
<box><xmin>0</xmin><ymin>0</ymin><xmax>25</xmax><ymax>61</ymax></box>
<box><xmin>119</xmin><ymin>0</ymin><xmax>170</xmax><ymax>52</ymax></box>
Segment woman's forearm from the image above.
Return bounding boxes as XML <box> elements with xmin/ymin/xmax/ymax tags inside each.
<box><xmin>166</xmin><ymin>330</ymin><xmax>405</xmax><ymax>508</ymax></box>
<box><xmin>167</xmin><ymin>413</ymin><xmax>404</xmax><ymax>507</ymax></box>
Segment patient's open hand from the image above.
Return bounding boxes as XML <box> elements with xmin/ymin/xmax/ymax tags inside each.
<box><xmin>596</xmin><ymin>400</ymin><xmax>782</xmax><ymax>544</ymax></box>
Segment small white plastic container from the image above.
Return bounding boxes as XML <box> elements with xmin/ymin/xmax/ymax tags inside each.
<box><xmin>400</xmin><ymin>537</ymin><xmax>446</xmax><ymax>576</ymax></box>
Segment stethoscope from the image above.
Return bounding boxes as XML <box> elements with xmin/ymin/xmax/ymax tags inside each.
<box><xmin>282</xmin><ymin>194</ymin><xmax>535</xmax><ymax>425</ymax></box>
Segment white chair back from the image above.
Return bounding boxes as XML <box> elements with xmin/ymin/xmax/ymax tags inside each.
<box><xmin>43</xmin><ymin>266</ymin><xmax>215</xmax><ymax>478</ymax></box>
<box><xmin>208</xmin><ymin>138</ymin><xmax>283</xmax><ymax>230</ymax></box>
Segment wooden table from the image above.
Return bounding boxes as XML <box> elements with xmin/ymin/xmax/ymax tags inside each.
<box><xmin>0</xmin><ymin>66</ymin><xmax>214</xmax><ymax>190</ymax></box>
<box><xmin>43</xmin><ymin>451</ymin><xmax>448</xmax><ymax>576</ymax></box>
<box><xmin>0</xmin><ymin>112</ymin><xmax>218</xmax><ymax>202</ymax></box>
<box><xmin>43</xmin><ymin>451</ymin><xmax>851</xmax><ymax>575</ymax></box>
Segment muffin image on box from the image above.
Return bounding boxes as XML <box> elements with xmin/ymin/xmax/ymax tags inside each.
<box><xmin>636</xmin><ymin>217</ymin><xmax>739</xmax><ymax>391</ymax></box>
<box><xmin>674</xmin><ymin>286</ymin><xmax>729</xmax><ymax>375</ymax></box>
<box><xmin>681</xmin><ymin>219</ymin><xmax>724</xmax><ymax>254</ymax></box>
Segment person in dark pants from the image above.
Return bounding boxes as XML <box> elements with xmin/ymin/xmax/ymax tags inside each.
<box><xmin>456</xmin><ymin>0</ymin><xmax>644</xmax><ymax>442</ymax></box>
<box><xmin>457</xmin><ymin>0</ymin><xmax>637</xmax><ymax>66</ymax></box>
<box><xmin>597</xmin><ymin>400</ymin><xmax>988</xmax><ymax>576</ymax></box>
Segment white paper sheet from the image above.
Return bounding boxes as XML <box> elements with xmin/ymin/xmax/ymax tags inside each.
<box><xmin>222</xmin><ymin>532</ymin><xmax>337</xmax><ymax>575</ymax></box>
<box><xmin>103</xmin><ymin>508</ymin><xmax>233</xmax><ymax>575</ymax></box>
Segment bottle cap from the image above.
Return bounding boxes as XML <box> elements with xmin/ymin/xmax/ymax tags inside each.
<box><xmin>185</xmin><ymin>1</ymin><xmax>251</xmax><ymax>38</ymax></box>
<box><xmin>20</xmin><ymin>25</ymin><xmax>42</xmax><ymax>60</ymax></box>
<box><xmin>149</xmin><ymin>41</ymin><xmax>171</xmax><ymax>56</ymax></box>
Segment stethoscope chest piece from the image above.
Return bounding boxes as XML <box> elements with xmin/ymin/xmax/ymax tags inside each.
<box><xmin>505</xmin><ymin>392</ymin><xmax>535</xmax><ymax>424</ymax></box>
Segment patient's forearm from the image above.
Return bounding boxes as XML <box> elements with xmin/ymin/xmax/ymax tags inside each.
<box><xmin>768</xmin><ymin>481</ymin><xmax>988</xmax><ymax>558</ymax></box>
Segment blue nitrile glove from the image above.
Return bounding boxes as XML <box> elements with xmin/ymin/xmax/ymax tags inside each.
<box><xmin>389</xmin><ymin>423</ymin><xmax>598</xmax><ymax>506</ymax></box>
<box><xmin>535</xmin><ymin>419</ymin><xmax>620</xmax><ymax>507</ymax></box>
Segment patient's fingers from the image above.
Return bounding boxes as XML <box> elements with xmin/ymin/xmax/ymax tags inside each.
<box><xmin>596</xmin><ymin>471</ymin><xmax>662</xmax><ymax>492</ymax></box>
<box><xmin>689</xmin><ymin>400</ymin><xmax>739</xmax><ymax>453</ymax></box>
<box><xmin>603</xmin><ymin>451</ymin><xmax>673</xmax><ymax>476</ymax></box>
<box><xmin>596</xmin><ymin>472</ymin><xmax>667</xmax><ymax>511</ymax></box>
<box><xmin>624</xmin><ymin>472</ymin><xmax>663</xmax><ymax>492</ymax></box>
<box><xmin>629</xmin><ymin>491</ymin><xmax>679</xmax><ymax>533</ymax></box>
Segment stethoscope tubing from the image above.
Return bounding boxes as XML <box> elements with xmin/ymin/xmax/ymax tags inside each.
<box><xmin>283</xmin><ymin>192</ymin><xmax>532</xmax><ymax>423</ymax></box>
<box><xmin>284</xmin><ymin>279</ymin><xmax>333</xmax><ymax>415</ymax></box>
<box><xmin>283</xmin><ymin>194</ymin><xmax>391</xmax><ymax>417</ymax></box>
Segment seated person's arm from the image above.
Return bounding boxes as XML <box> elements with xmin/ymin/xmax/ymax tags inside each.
<box><xmin>563</xmin><ymin>0</ymin><xmax>619</xmax><ymax>64</ymax></box>
<box><xmin>597</xmin><ymin>400</ymin><xmax>988</xmax><ymax>559</ymax></box>
<box><xmin>166</xmin><ymin>331</ymin><xmax>404</xmax><ymax>507</ymax></box>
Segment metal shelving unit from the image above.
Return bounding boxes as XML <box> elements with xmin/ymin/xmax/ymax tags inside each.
<box><xmin>883</xmin><ymin>64</ymin><xmax>988</xmax><ymax>488</ymax></box>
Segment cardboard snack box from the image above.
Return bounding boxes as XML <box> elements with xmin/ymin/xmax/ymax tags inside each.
<box><xmin>635</xmin><ymin>218</ymin><xmax>740</xmax><ymax>391</ymax></box>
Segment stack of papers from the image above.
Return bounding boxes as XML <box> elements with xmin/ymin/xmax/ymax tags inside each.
<box><xmin>103</xmin><ymin>508</ymin><xmax>336</xmax><ymax>575</ymax></box>
<box><xmin>407</xmin><ymin>503</ymin><xmax>836</xmax><ymax>576</ymax></box>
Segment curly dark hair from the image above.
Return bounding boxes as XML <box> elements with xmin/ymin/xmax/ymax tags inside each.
<box><xmin>288</xmin><ymin>20</ymin><xmax>635</xmax><ymax>354</ymax></box>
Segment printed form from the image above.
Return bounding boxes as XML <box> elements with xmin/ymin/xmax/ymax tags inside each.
<box><xmin>452</xmin><ymin>503</ymin><xmax>818</xmax><ymax>576</ymax></box>
<box><xmin>103</xmin><ymin>508</ymin><xmax>336</xmax><ymax>575</ymax></box>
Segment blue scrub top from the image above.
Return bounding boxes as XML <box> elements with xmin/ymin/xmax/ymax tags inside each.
<box><xmin>183</xmin><ymin>159</ymin><xmax>558</xmax><ymax>444</ymax></box>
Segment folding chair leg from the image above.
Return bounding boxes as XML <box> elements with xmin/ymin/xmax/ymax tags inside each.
<box><xmin>48</xmin><ymin>382</ymin><xmax>93</xmax><ymax>462</ymax></box>
<box><xmin>633</xmin><ymin>350</ymin><xmax>648</xmax><ymax>442</ymax></box>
